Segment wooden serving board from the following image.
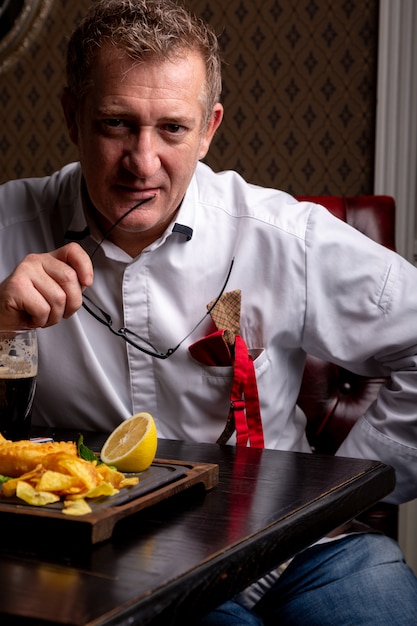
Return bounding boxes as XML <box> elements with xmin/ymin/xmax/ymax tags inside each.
<box><xmin>0</xmin><ymin>458</ymin><xmax>219</xmax><ymax>545</ymax></box>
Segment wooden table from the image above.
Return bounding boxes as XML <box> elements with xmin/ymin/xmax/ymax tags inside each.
<box><xmin>0</xmin><ymin>432</ymin><xmax>395</xmax><ymax>625</ymax></box>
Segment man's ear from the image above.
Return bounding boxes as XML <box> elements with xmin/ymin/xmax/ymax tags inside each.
<box><xmin>199</xmin><ymin>103</ymin><xmax>224</xmax><ymax>160</ymax></box>
<box><xmin>61</xmin><ymin>87</ymin><xmax>79</xmax><ymax>146</ymax></box>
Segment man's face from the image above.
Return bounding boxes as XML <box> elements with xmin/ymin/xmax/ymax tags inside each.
<box><xmin>62</xmin><ymin>45</ymin><xmax>223</xmax><ymax>254</ymax></box>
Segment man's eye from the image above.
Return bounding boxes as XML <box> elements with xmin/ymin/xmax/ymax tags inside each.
<box><xmin>104</xmin><ymin>119</ymin><xmax>125</xmax><ymax>128</ymax></box>
<box><xmin>164</xmin><ymin>123</ymin><xmax>183</xmax><ymax>133</ymax></box>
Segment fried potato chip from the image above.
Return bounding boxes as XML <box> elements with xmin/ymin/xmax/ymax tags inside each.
<box><xmin>62</xmin><ymin>498</ymin><xmax>92</xmax><ymax>516</ymax></box>
<box><xmin>86</xmin><ymin>482</ymin><xmax>119</xmax><ymax>498</ymax></box>
<box><xmin>96</xmin><ymin>463</ymin><xmax>138</xmax><ymax>488</ymax></box>
<box><xmin>1</xmin><ymin>465</ymin><xmax>45</xmax><ymax>497</ymax></box>
<box><xmin>36</xmin><ymin>470</ymin><xmax>81</xmax><ymax>494</ymax></box>
<box><xmin>119</xmin><ymin>476</ymin><xmax>140</xmax><ymax>488</ymax></box>
<box><xmin>16</xmin><ymin>481</ymin><xmax>60</xmax><ymax>506</ymax></box>
<box><xmin>42</xmin><ymin>453</ymin><xmax>101</xmax><ymax>490</ymax></box>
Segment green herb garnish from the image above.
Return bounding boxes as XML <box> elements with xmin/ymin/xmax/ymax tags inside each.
<box><xmin>76</xmin><ymin>434</ymin><xmax>116</xmax><ymax>469</ymax></box>
<box><xmin>77</xmin><ymin>434</ymin><xmax>101</xmax><ymax>463</ymax></box>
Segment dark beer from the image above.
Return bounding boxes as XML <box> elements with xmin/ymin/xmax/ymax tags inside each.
<box><xmin>0</xmin><ymin>375</ymin><xmax>37</xmax><ymax>440</ymax></box>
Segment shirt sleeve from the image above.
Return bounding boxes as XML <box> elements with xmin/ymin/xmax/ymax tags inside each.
<box><xmin>301</xmin><ymin>204</ymin><xmax>417</xmax><ymax>504</ymax></box>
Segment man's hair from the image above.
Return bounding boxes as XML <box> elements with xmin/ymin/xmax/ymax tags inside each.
<box><xmin>65</xmin><ymin>0</ymin><xmax>222</xmax><ymax>123</ymax></box>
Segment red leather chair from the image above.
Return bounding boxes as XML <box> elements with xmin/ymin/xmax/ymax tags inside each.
<box><xmin>296</xmin><ymin>195</ymin><xmax>398</xmax><ymax>538</ymax></box>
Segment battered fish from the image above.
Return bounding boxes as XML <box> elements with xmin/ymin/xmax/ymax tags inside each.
<box><xmin>0</xmin><ymin>434</ymin><xmax>77</xmax><ymax>477</ymax></box>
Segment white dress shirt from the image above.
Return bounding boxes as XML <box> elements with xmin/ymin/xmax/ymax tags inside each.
<box><xmin>1</xmin><ymin>161</ymin><xmax>417</xmax><ymax>504</ymax></box>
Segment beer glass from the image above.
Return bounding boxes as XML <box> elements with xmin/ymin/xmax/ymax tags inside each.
<box><xmin>0</xmin><ymin>329</ymin><xmax>37</xmax><ymax>440</ymax></box>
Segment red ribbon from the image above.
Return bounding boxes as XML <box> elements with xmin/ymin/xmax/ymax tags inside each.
<box><xmin>189</xmin><ymin>331</ymin><xmax>264</xmax><ymax>448</ymax></box>
<box><xmin>230</xmin><ymin>336</ymin><xmax>264</xmax><ymax>448</ymax></box>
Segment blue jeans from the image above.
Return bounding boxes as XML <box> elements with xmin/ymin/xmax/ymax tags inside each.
<box><xmin>197</xmin><ymin>533</ymin><xmax>417</xmax><ymax>625</ymax></box>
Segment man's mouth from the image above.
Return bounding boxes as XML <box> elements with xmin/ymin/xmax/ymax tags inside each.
<box><xmin>103</xmin><ymin>196</ymin><xmax>156</xmax><ymax>240</ymax></box>
<box><xmin>117</xmin><ymin>183</ymin><xmax>159</xmax><ymax>199</ymax></box>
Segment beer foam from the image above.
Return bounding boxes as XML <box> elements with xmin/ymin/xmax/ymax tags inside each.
<box><xmin>0</xmin><ymin>338</ymin><xmax>37</xmax><ymax>377</ymax></box>
<box><xmin>0</xmin><ymin>368</ymin><xmax>36</xmax><ymax>378</ymax></box>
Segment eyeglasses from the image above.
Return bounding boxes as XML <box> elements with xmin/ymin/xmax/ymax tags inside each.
<box><xmin>82</xmin><ymin>258</ymin><xmax>234</xmax><ymax>359</ymax></box>
<box><xmin>81</xmin><ymin>197</ymin><xmax>235</xmax><ymax>358</ymax></box>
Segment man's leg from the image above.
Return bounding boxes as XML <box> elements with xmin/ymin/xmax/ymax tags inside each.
<box><xmin>255</xmin><ymin>533</ymin><xmax>417</xmax><ymax>625</ymax></box>
<box><xmin>196</xmin><ymin>599</ymin><xmax>264</xmax><ymax>625</ymax></box>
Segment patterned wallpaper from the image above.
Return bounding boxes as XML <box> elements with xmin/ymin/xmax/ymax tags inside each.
<box><xmin>188</xmin><ymin>0</ymin><xmax>379</xmax><ymax>195</ymax></box>
<box><xmin>0</xmin><ymin>0</ymin><xmax>379</xmax><ymax>196</ymax></box>
<box><xmin>0</xmin><ymin>0</ymin><xmax>91</xmax><ymax>184</ymax></box>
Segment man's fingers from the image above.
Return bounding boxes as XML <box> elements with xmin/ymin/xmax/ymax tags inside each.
<box><xmin>50</xmin><ymin>242</ymin><xmax>94</xmax><ymax>289</ymax></box>
<box><xmin>0</xmin><ymin>244</ymin><xmax>94</xmax><ymax>329</ymax></box>
<box><xmin>35</xmin><ymin>244</ymin><xmax>94</xmax><ymax>322</ymax></box>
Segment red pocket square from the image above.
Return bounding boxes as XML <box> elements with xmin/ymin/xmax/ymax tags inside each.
<box><xmin>189</xmin><ymin>329</ymin><xmax>232</xmax><ymax>366</ymax></box>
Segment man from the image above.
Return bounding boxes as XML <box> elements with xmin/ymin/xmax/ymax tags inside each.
<box><xmin>1</xmin><ymin>1</ymin><xmax>417</xmax><ymax>623</ymax></box>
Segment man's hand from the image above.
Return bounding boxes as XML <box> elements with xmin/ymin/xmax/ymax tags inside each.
<box><xmin>0</xmin><ymin>243</ymin><xmax>94</xmax><ymax>329</ymax></box>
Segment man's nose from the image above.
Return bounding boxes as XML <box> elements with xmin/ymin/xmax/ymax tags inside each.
<box><xmin>122</xmin><ymin>130</ymin><xmax>160</xmax><ymax>178</ymax></box>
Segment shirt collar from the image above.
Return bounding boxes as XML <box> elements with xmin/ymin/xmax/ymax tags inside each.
<box><xmin>169</xmin><ymin>171</ymin><xmax>199</xmax><ymax>242</ymax></box>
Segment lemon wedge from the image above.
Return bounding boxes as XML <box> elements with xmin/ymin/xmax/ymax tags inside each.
<box><xmin>100</xmin><ymin>412</ymin><xmax>158</xmax><ymax>472</ymax></box>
